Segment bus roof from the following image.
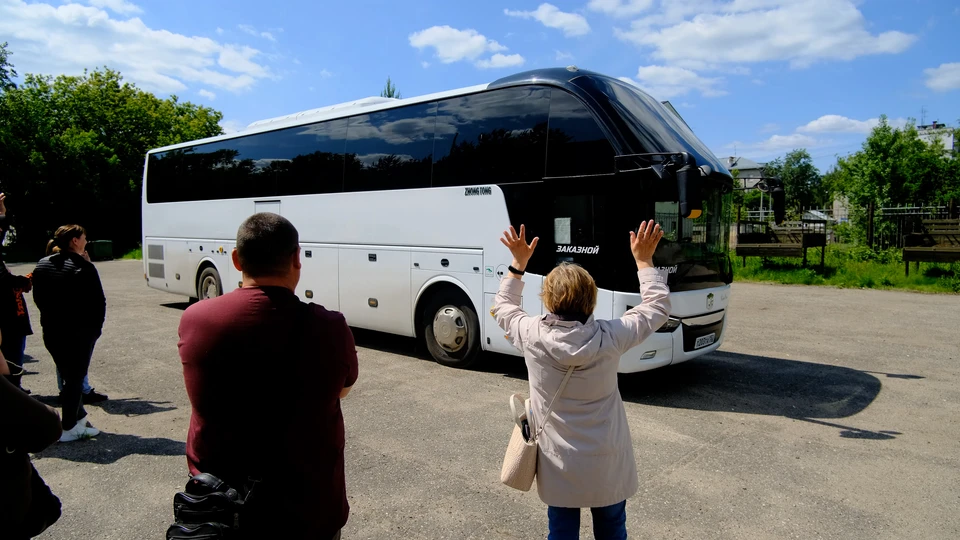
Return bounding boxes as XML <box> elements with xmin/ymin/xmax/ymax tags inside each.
<box><xmin>146</xmin><ymin>66</ymin><xmax>728</xmax><ymax>180</ymax></box>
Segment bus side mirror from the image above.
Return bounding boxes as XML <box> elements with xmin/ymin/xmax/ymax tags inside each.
<box><xmin>771</xmin><ymin>187</ymin><xmax>785</xmax><ymax>225</ymax></box>
<box><xmin>677</xmin><ymin>163</ymin><xmax>702</xmax><ymax>219</ymax></box>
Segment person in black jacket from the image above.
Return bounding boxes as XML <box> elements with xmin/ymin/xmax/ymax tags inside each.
<box><xmin>30</xmin><ymin>224</ymin><xmax>106</xmax><ymax>443</ymax></box>
<box><xmin>0</xmin><ymin>194</ymin><xmax>35</xmax><ymax>393</ymax></box>
<box><xmin>1</xmin><ymin>343</ymin><xmax>63</xmax><ymax>538</ymax></box>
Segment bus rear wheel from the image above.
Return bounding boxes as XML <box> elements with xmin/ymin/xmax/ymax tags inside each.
<box><xmin>422</xmin><ymin>291</ymin><xmax>481</xmax><ymax>369</ymax></box>
<box><xmin>197</xmin><ymin>266</ymin><xmax>222</xmax><ymax>301</ymax></box>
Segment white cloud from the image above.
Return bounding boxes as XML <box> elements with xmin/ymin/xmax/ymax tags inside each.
<box><xmin>555</xmin><ymin>50</ymin><xmax>574</xmax><ymax>62</ymax></box>
<box><xmin>409</xmin><ymin>25</ymin><xmax>523</xmax><ymax>69</ymax></box>
<box><xmin>215</xmin><ymin>27</ymin><xmax>223</xmax><ymax>35</ymax></box>
<box><xmin>760</xmin><ymin>123</ymin><xmax>779</xmax><ymax>133</ymax></box>
<box><xmin>476</xmin><ymin>53</ymin><xmax>525</xmax><ymax>69</ymax></box>
<box><xmin>622</xmin><ymin>65</ymin><xmax>726</xmax><ymax>99</ymax></box>
<box><xmin>797</xmin><ymin>114</ymin><xmax>909</xmax><ymax>133</ymax></box>
<box><xmin>87</xmin><ymin>0</ymin><xmax>141</xmax><ymax>15</ymax></box>
<box><xmin>219</xmin><ymin>120</ymin><xmax>244</xmax><ymax>134</ymax></box>
<box><xmin>238</xmin><ymin>24</ymin><xmax>276</xmax><ymax>42</ymax></box>
<box><xmin>924</xmin><ymin>63</ymin><xmax>960</xmax><ymax>92</ymax></box>
<box><xmin>751</xmin><ymin>79</ymin><xmax>765</xmax><ymax>85</ymax></box>
<box><xmin>198</xmin><ymin>89</ymin><xmax>215</xmax><ymax>100</ymax></box>
<box><xmin>587</xmin><ymin>0</ymin><xmax>654</xmax><ymax>18</ymax></box>
<box><xmin>615</xmin><ymin>0</ymin><xmax>916</xmax><ymax>70</ymax></box>
<box><xmin>421</xmin><ymin>61</ymin><xmax>431</xmax><ymax>69</ymax></box>
<box><xmin>0</xmin><ymin>0</ymin><xmax>275</xmax><ymax>94</ymax></box>
<box><xmin>731</xmin><ymin>133</ymin><xmax>819</xmax><ymax>154</ymax></box>
<box><xmin>797</xmin><ymin>115</ymin><xmax>878</xmax><ymax>134</ymax></box>
<box><xmin>504</xmin><ymin>4</ymin><xmax>591</xmax><ymax>37</ymax></box>
<box><xmin>319</xmin><ymin>69</ymin><xmax>333</xmax><ymax>78</ymax></box>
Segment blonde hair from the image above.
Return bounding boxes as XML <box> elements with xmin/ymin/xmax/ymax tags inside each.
<box><xmin>540</xmin><ymin>263</ymin><xmax>597</xmax><ymax>319</ymax></box>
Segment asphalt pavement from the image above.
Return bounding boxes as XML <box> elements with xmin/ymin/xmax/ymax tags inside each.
<box><xmin>12</xmin><ymin>260</ymin><xmax>959</xmax><ymax>540</ymax></box>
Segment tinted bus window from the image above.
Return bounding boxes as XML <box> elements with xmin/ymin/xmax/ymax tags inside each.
<box><xmin>147</xmin><ymin>120</ymin><xmax>348</xmax><ymax>203</ymax></box>
<box><xmin>546</xmin><ymin>91</ymin><xmax>615</xmax><ymax>177</ymax></box>
<box><xmin>276</xmin><ymin>119</ymin><xmax>348</xmax><ymax>196</ymax></box>
<box><xmin>343</xmin><ymin>103</ymin><xmax>437</xmax><ymax>192</ymax></box>
<box><xmin>432</xmin><ymin>86</ymin><xmax>549</xmax><ymax>187</ymax></box>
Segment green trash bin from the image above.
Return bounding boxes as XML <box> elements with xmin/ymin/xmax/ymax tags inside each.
<box><xmin>87</xmin><ymin>240</ymin><xmax>114</xmax><ymax>261</ymax></box>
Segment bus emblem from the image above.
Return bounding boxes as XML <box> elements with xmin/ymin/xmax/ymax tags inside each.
<box><xmin>706</xmin><ymin>293</ymin><xmax>714</xmax><ymax>310</ymax></box>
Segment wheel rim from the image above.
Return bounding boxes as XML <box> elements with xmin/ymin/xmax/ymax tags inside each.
<box><xmin>201</xmin><ymin>276</ymin><xmax>219</xmax><ymax>299</ymax></box>
<box><xmin>432</xmin><ymin>305</ymin><xmax>468</xmax><ymax>353</ymax></box>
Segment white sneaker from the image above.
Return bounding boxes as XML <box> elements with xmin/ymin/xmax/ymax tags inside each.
<box><xmin>59</xmin><ymin>422</ymin><xmax>100</xmax><ymax>443</ymax></box>
<box><xmin>76</xmin><ymin>416</ymin><xmax>100</xmax><ymax>436</ymax></box>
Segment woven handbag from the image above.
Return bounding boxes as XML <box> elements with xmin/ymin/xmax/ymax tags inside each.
<box><xmin>500</xmin><ymin>366</ymin><xmax>575</xmax><ymax>491</ymax></box>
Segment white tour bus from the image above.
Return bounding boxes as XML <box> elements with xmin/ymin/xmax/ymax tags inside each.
<box><xmin>141</xmin><ymin>67</ymin><xmax>736</xmax><ymax>372</ymax></box>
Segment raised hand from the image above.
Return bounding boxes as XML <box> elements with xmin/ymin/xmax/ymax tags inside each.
<box><xmin>500</xmin><ymin>225</ymin><xmax>539</xmax><ymax>271</ymax></box>
<box><xmin>0</xmin><ymin>193</ymin><xmax>6</xmax><ymax>216</ymax></box>
<box><xmin>629</xmin><ymin>220</ymin><xmax>663</xmax><ymax>270</ymax></box>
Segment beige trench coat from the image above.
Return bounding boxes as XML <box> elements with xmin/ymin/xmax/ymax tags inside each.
<box><xmin>492</xmin><ymin>267</ymin><xmax>671</xmax><ymax>508</ymax></box>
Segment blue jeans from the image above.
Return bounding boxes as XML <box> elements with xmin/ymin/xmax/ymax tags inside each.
<box><xmin>548</xmin><ymin>500</ymin><xmax>627</xmax><ymax>540</ymax></box>
<box><xmin>57</xmin><ymin>370</ymin><xmax>92</xmax><ymax>394</ymax></box>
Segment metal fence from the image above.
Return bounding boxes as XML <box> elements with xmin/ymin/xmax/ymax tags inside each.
<box><xmin>739</xmin><ymin>204</ymin><xmax>954</xmax><ymax>249</ymax></box>
<box><xmin>872</xmin><ymin>205</ymin><xmax>951</xmax><ymax>249</ymax></box>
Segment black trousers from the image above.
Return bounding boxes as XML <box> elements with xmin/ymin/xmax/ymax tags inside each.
<box><xmin>0</xmin><ymin>330</ymin><xmax>27</xmax><ymax>388</ymax></box>
<box><xmin>43</xmin><ymin>332</ymin><xmax>99</xmax><ymax>430</ymax></box>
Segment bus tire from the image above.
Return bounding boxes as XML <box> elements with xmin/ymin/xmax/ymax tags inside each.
<box><xmin>422</xmin><ymin>291</ymin><xmax>481</xmax><ymax>369</ymax></box>
<box><xmin>197</xmin><ymin>266</ymin><xmax>222</xmax><ymax>301</ymax></box>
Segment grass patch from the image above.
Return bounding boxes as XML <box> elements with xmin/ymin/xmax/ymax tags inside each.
<box><xmin>733</xmin><ymin>244</ymin><xmax>960</xmax><ymax>294</ymax></box>
<box><xmin>121</xmin><ymin>247</ymin><xmax>142</xmax><ymax>260</ymax></box>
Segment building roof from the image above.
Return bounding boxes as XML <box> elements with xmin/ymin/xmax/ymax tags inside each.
<box><xmin>722</xmin><ymin>156</ymin><xmax>765</xmax><ymax>171</ymax></box>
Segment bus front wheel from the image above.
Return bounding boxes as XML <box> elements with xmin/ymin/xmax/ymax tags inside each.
<box><xmin>197</xmin><ymin>266</ymin><xmax>222</xmax><ymax>301</ymax></box>
<box><xmin>422</xmin><ymin>291</ymin><xmax>481</xmax><ymax>369</ymax></box>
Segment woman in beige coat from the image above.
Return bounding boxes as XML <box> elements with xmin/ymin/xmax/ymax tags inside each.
<box><xmin>492</xmin><ymin>221</ymin><xmax>670</xmax><ymax>540</ymax></box>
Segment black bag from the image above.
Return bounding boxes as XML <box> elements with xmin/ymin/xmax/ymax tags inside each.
<box><xmin>165</xmin><ymin>473</ymin><xmax>256</xmax><ymax>540</ymax></box>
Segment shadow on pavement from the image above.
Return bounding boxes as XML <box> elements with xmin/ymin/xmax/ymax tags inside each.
<box><xmin>351</xmin><ymin>327</ymin><xmax>530</xmax><ymax>380</ymax></box>
<box><xmin>31</xmin><ymin>395</ymin><xmax>176</xmax><ymax>416</ymax></box>
<box><xmin>161</xmin><ymin>301</ymin><xmax>191</xmax><ymax>311</ymax></box>
<box><xmin>351</xmin><ymin>327</ymin><xmax>420</xmax><ymax>358</ymax></box>
<box><xmin>329</xmin><ymin>328</ymin><xmax>914</xmax><ymax>440</ymax></box>
<box><xmin>97</xmin><ymin>397</ymin><xmax>177</xmax><ymax>416</ymax></box>
<box><xmin>35</xmin><ymin>432</ymin><xmax>185</xmax><ymax>464</ymax></box>
<box><xmin>616</xmin><ymin>350</ymin><xmax>911</xmax><ymax>440</ymax></box>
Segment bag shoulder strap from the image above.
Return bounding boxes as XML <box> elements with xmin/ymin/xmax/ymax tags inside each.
<box><xmin>534</xmin><ymin>365</ymin><xmax>575</xmax><ymax>441</ymax></box>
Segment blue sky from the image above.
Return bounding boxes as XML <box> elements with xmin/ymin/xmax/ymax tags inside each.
<box><xmin>1</xmin><ymin>0</ymin><xmax>959</xmax><ymax>173</ymax></box>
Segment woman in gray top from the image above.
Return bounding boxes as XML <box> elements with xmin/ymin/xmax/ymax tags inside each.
<box><xmin>492</xmin><ymin>221</ymin><xmax>670</xmax><ymax>540</ymax></box>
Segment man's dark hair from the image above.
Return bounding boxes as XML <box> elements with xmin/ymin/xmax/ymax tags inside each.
<box><xmin>236</xmin><ymin>213</ymin><xmax>299</xmax><ymax>277</ymax></box>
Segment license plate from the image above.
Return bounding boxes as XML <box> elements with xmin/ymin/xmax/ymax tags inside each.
<box><xmin>694</xmin><ymin>333</ymin><xmax>716</xmax><ymax>349</ymax></box>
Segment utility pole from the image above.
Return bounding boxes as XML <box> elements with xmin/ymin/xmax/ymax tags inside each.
<box><xmin>920</xmin><ymin>106</ymin><xmax>927</xmax><ymax>126</ymax></box>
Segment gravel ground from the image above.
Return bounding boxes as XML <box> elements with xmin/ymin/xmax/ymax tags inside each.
<box><xmin>13</xmin><ymin>260</ymin><xmax>959</xmax><ymax>540</ymax></box>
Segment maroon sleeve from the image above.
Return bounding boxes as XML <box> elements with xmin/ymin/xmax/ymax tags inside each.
<box><xmin>339</xmin><ymin>315</ymin><xmax>358</xmax><ymax>388</ymax></box>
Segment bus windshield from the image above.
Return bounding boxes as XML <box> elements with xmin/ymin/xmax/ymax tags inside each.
<box><xmin>517</xmin><ymin>177</ymin><xmax>732</xmax><ymax>294</ymax></box>
<box><xmin>516</xmin><ymin>76</ymin><xmax>734</xmax><ymax>294</ymax></box>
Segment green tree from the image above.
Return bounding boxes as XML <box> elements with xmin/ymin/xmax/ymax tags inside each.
<box><xmin>828</xmin><ymin>115</ymin><xmax>960</xmax><ymax>245</ymax></box>
<box><xmin>762</xmin><ymin>149</ymin><xmax>825</xmax><ymax>213</ymax></box>
<box><xmin>0</xmin><ymin>42</ymin><xmax>16</xmax><ymax>91</ymax></box>
<box><xmin>380</xmin><ymin>76</ymin><xmax>401</xmax><ymax>99</ymax></box>
<box><xmin>0</xmin><ymin>65</ymin><xmax>223</xmax><ymax>255</ymax></box>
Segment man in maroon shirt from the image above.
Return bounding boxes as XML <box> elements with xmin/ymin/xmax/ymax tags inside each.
<box><xmin>178</xmin><ymin>213</ymin><xmax>358</xmax><ymax>539</ymax></box>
